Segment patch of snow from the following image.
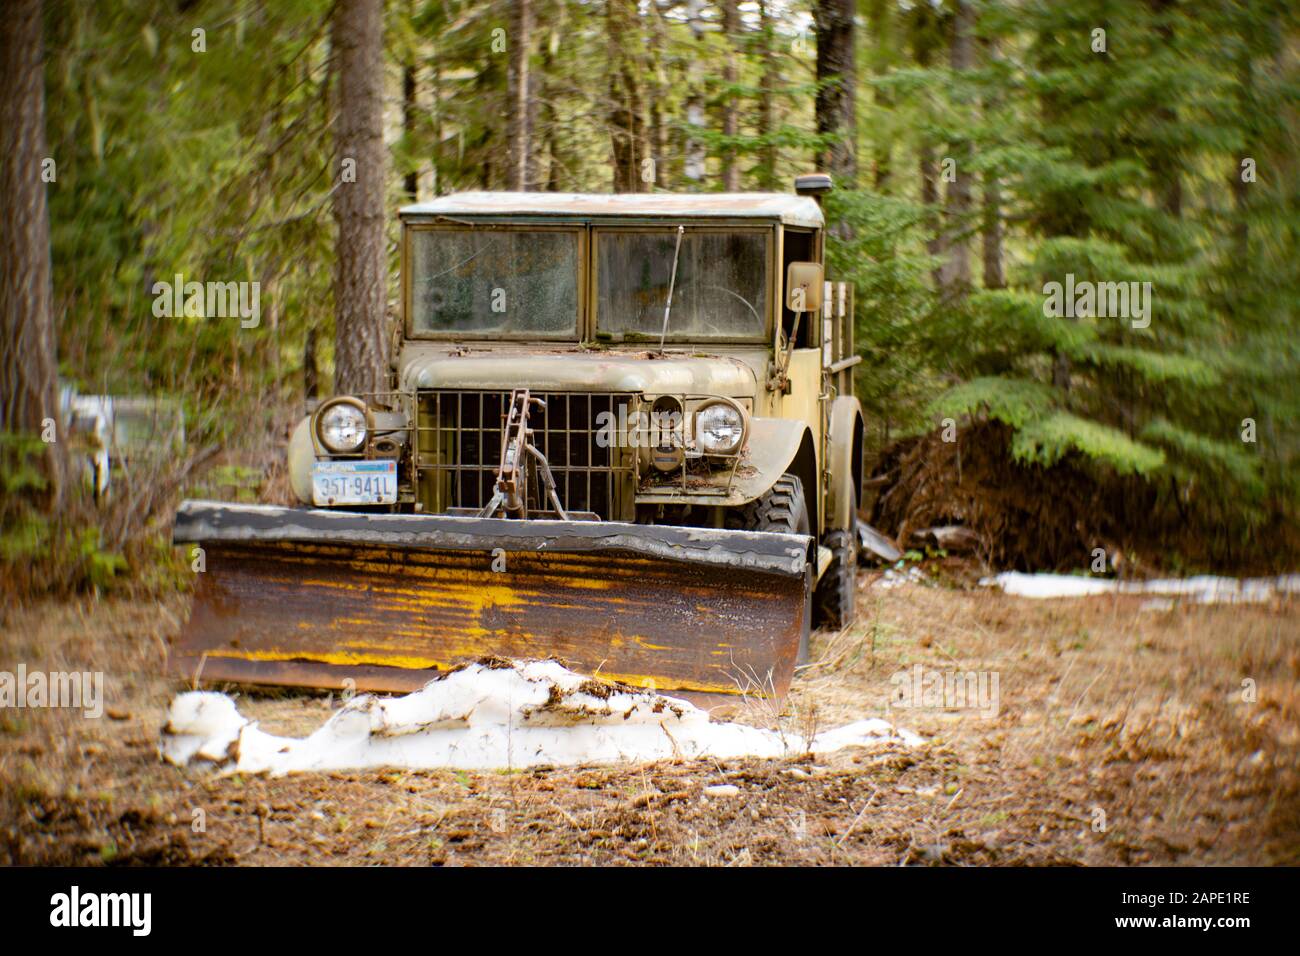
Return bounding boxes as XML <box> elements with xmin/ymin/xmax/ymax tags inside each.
<box><xmin>160</xmin><ymin>659</ymin><xmax>919</xmax><ymax>776</ymax></box>
<box><xmin>985</xmin><ymin>573</ymin><xmax>1114</xmax><ymax>598</ymax></box>
<box><xmin>982</xmin><ymin>572</ymin><xmax>1296</xmax><ymax>604</ymax></box>
<box><xmin>703</xmin><ymin>784</ymin><xmax>740</xmax><ymax>797</ymax></box>
<box><xmin>877</xmin><ymin>564</ymin><xmax>927</xmax><ymax>589</ymax></box>
<box><xmin>814</xmin><ymin>718</ymin><xmax>926</xmax><ymax>750</ymax></box>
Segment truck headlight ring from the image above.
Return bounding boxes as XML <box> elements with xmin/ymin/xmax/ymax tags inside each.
<box><xmin>316</xmin><ymin>397</ymin><xmax>369</xmax><ymax>454</ymax></box>
<box><xmin>694</xmin><ymin>399</ymin><xmax>747</xmax><ymax>455</ymax></box>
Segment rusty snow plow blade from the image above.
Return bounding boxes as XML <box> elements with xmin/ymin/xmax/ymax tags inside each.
<box><xmin>171</xmin><ymin>500</ymin><xmax>812</xmax><ymax>699</ymax></box>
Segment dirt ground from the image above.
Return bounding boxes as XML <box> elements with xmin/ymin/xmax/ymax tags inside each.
<box><xmin>2</xmin><ymin>565</ymin><xmax>1297</xmax><ymax>866</ymax></box>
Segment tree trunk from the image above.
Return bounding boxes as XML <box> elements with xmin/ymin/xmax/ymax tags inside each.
<box><xmin>431</xmin><ymin>58</ymin><xmax>444</xmax><ymax>196</ymax></box>
<box><xmin>304</xmin><ymin>326</ymin><xmax>319</xmax><ymax>401</ymax></box>
<box><xmin>938</xmin><ymin>0</ymin><xmax>973</xmax><ymax>295</ymax></box>
<box><xmin>539</xmin><ymin>35</ymin><xmax>561</xmax><ymax>191</ymax></box>
<box><xmin>866</xmin><ymin>0</ymin><xmax>895</xmax><ymax>192</ymax></box>
<box><xmin>920</xmin><ymin>144</ymin><xmax>942</xmax><ymax>281</ymax></box>
<box><xmin>648</xmin><ymin>96</ymin><xmax>665</xmax><ymax>190</ymax></box>
<box><xmin>646</xmin><ymin>3</ymin><xmax>670</xmax><ymax>190</ymax></box>
<box><xmin>506</xmin><ymin>0</ymin><xmax>533</xmax><ymax>190</ymax></box>
<box><xmin>720</xmin><ymin>0</ymin><xmax>741</xmax><ymax>191</ymax></box>
<box><xmin>607</xmin><ymin>0</ymin><xmax>645</xmax><ymax>192</ymax></box>
<box><xmin>1031</xmin><ymin>24</ymin><xmax>1074</xmax><ymax>391</ymax></box>
<box><xmin>403</xmin><ymin>64</ymin><xmax>419</xmax><ymax>200</ymax></box>
<box><xmin>331</xmin><ymin>0</ymin><xmax>388</xmax><ymax>396</ymax></box>
<box><xmin>757</xmin><ymin>0</ymin><xmax>778</xmax><ymax>189</ymax></box>
<box><xmin>1150</xmin><ymin>0</ymin><xmax>1182</xmax><ymax>222</ymax></box>
<box><xmin>682</xmin><ymin>0</ymin><xmax>707</xmax><ymax>183</ymax></box>
<box><xmin>912</xmin><ymin>14</ymin><xmax>945</xmax><ymax>284</ymax></box>
<box><xmin>981</xmin><ymin>174</ymin><xmax>1005</xmax><ymax>290</ymax></box>
<box><xmin>0</xmin><ymin>0</ymin><xmax>64</xmax><ymax>500</ymax></box>
<box><xmin>814</xmin><ymin>0</ymin><xmax>856</xmax><ymax>185</ymax></box>
<box><xmin>980</xmin><ymin>34</ymin><xmax>1004</xmax><ymax>289</ymax></box>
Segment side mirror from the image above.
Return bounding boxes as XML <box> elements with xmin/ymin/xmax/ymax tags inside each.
<box><xmin>785</xmin><ymin>262</ymin><xmax>824</xmax><ymax>312</ymax></box>
<box><xmin>388</xmin><ymin>308</ymin><xmax>403</xmax><ymax>371</ymax></box>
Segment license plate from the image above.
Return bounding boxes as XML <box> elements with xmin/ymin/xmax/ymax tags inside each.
<box><xmin>312</xmin><ymin>460</ymin><xmax>397</xmax><ymax>506</ymax></box>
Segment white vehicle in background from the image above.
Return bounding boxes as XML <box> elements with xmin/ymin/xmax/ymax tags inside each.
<box><xmin>59</xmin><ymin>386</ymin><xmax>185</xmax><ymax>500</ymax></box>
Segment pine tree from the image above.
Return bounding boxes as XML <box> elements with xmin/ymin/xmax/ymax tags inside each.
<box><xmin>331</xmin><ymin>0</ymin><xmax>389</xmax><ymax>395</ymax></box>
<box><xmin>1</xmin><ymin>0</ymin><xmax>65</xmax><ymax>501</ymax></box>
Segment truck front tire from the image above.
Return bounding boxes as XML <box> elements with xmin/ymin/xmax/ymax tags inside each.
<box><xmin>728</xmin><ymin>474</ymin><xmax>813</xmax><ymax>666</ymax></box>
<box><xmin>726</xmin><ymin>473</ymin><xmax>810</xmax><ymax>536</ymax></box>
<box><xmin>728</xmin><ymin>474</ymin><xmax>858</xmax><ymax>634</ymax></box>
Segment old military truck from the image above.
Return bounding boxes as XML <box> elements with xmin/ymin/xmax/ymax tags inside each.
<box><xmin>172</xmin><ymin>174</ymin><xmax>865</xmax><ymax>700</ymax></box>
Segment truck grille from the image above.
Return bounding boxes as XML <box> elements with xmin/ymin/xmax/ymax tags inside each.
<box><xmin>415</xmin><ymin>389</ymin><xmax>636</xmax><ymax>520</ymax></box>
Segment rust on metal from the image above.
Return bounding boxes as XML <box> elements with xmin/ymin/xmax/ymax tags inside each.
<box><xmin>172</xmin><ymin>501</ymin><xmax>811</xmax><ymax>698</ymax></box>
<box><xmin>173</xmin><ymin>540</ymin><xmax>807</xmax><ymax>698</ymax></box>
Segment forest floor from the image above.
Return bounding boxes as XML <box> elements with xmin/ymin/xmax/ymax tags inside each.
<box><xmin>3</xmin><ymin>564</ymin><xmax>1298</xmax><ymax>867</ymax></box>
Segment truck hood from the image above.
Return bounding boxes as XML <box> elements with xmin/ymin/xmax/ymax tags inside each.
<box><xmin>398</xmin><ymin>346</ymin><xmax>760</xmax><ymax>398</ymax></box>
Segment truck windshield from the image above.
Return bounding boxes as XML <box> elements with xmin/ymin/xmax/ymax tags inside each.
<box><xmin>409</xmin><ymin>229</ymin><xmax>579</xmax><ymax>336</ymax></box>
<box><xmin>596</xmin><ymin>230</ymin><xmax>768</xmax><ymax>341</ymax></box>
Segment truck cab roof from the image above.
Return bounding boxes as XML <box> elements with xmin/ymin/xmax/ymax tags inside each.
<box><xmin>399</xmin><ymin>191</ymin><xmax>825</xmax><ymax>229</ymax></box>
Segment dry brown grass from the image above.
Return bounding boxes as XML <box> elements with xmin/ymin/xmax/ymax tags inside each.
<box><xmin>1</xmin><ymin>572</ymin><xmax>1296</xmax><ymax>866</ymax></box>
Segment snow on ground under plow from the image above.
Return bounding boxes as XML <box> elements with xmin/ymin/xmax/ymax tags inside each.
<box><xmin>161</xmin><ymin>658</ymin><xmax>922</xmax><ymax>776</ymax></box>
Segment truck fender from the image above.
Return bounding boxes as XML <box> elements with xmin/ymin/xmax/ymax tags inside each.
<box><xmin>288</xmin><ymin>416</ymin><xmax>315</xmax><ymax>505</ymax></box>
<box><xmin>825</xmin><ymin>396</ymin><xmax>864</xmax><ymax>532</ymax></box>
<box><xmin>732</xmin><ymin>416</ymin><xmax>819</xmax><ymax>529</ymax></box>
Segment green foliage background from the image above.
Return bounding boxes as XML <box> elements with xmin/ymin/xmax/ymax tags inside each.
<box><xmin>29</xmin><ymin>0</ymin><xmax>1300</xmax><ymax>576</ymax></box>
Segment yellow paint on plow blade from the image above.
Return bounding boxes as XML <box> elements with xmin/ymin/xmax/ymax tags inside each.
<box><xmin>180</xmin><ymin>537</ymin><xmax>802</xmax><ymax>699</ymax></box>
<box><xmin>249</xmin><ymin>543</ymin><xmax>644</xmax><ymax>591</ymax></box>
<box><xmin>197</xmin><ymin>647</ymin><xmax>741</xmax><ymax>695</ymax></box>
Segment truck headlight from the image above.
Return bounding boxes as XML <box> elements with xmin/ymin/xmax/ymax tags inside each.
<box><xmin>695</xmin><ymin>399</ymin><xmax>746</xmax><ymax>455</ymax></box>
<box><xmin>316</xmin><ymin>398</ymin><xmax>368</xmax><ymax>454</ymax></box>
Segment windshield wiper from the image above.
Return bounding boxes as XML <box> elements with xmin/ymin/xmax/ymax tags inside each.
<box><xmin>657</xmin><ymin>225</ymin><xmax>685</xmax><ymax>353</ymax></box>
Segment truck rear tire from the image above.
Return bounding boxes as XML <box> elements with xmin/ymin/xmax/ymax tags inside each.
<box><xmin>727</xmin><ymin>474</ymin><xmax>813</xmax><ymax>667</ymax></box>
<box><xmin>813</xmin><ymin>527</ymin><xmax>857</xmax><ymax>631</ymax></box>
